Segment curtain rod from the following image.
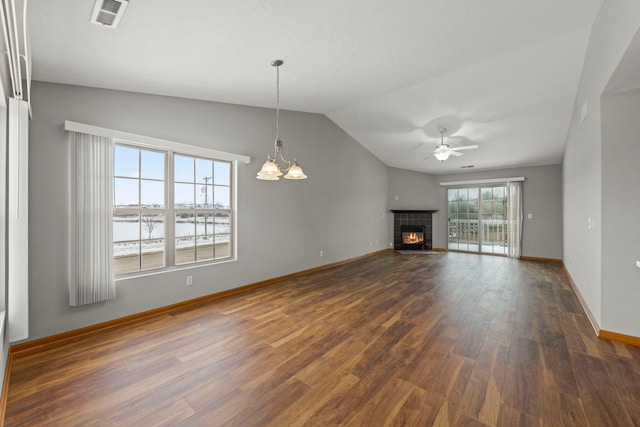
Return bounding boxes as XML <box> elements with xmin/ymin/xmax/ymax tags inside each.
<box><xmin>439</xmin><ymin>177</ymin><xmax>525</xmax><ymax>186</ymax></box>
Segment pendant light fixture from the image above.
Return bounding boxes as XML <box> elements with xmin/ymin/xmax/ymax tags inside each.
<box><xmin>257</xmin><ymin>60</ymin><xmax>307</xmax><ymax>180</ymax></box>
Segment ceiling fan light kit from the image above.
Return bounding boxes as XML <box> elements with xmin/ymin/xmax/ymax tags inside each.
<box><xmin>257</xmin><ymin>60</ymin><xmax>308</xmax><ymax>181</ymax></box>
<box><xmin>431</xmin><ymin>128</ymin><xmax>478</xmax><ymax>163</ymax></box>
<box><xmin>434</xmin><ymin>150</ymin><xmax>451</xmax><ymax>162</ymax></box>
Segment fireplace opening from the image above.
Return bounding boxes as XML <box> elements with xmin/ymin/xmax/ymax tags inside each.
<box><xmin>400</xmin><ymin>225</ymin><xmax>425</xmax><ymax>250</ymax></box>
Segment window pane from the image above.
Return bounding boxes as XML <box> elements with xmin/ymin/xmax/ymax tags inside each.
<box><xmin>196</xmin><ymin>158</ymin><xmax>213</xmax><ymax>184</ymax></box>
<box><xmin>113</xmin><ymin>213</ymin><xmax>140</xmax><ymax>242</ymax></box>
<box><xmin>174</xmin><ymin>155</ymin><xmax>194</xmax><ymax>182</ymax></box>
<box><xmin>114</xmin><ymin>178</ymin><xmax>139</xmax><ymax>207</ymax></box>
<box><xmin>141</xmin><ymin>180</ymin><xmax>164</xmax><ymax>208</ymax></box>
<box><xmin>141</xmin><ymin>150</ymin><xmax>164</xmax><ymax>180</ymax></box>
<box><xmin>176</xmin><ymin>237</ymin><xmax>195</xmax><ymax>264</ymax></box>
<box><xmin>215</xmin><ymin>234</ymin><xmax>230</xmax><ymax>259</ymax></box>
<box><xmin>205</xmin><ymin>213</ymin><xmax>215</xmax><ymax>232</ymax></box>
<box><xmin>214</xmin><ymin>186</ymin><xmax>230</xmax><ymax>209</ymax></box>
<box><xmin>196</xmin><ymin>238</ymin><xmax>214</xmax><ymax>262</ymax></box>
<box><xmin>176</xmin><ymin>213</ymin><xmax>196</xmax><ymax>237</ymax></box>
<box><xmin>492</xmin><ymin>201</ymin><xmax>505</xmax><ymax>218</ymax></box>
<box><xmin>196</xmin><ymin>212</ymin><xmax>214</xmax><ymax>236</ymax></box>
<box><xmin>175</xmin><ymin>183</ymin><xmax>195</xmax><ymax>208</ymax></box>
<box><xmin>141</xmin><ymin>239</ymin><xmax>164</xmax><ymax>270</ymax></box>
<box><xmin>214</xmin><ymin>161</ymin><xmax>231</xmax><ymax>186</ymax></box>
<box><xmin>197</xmin><ymin>185</ymin><xmax>213</xmax><ymax>208</ymax></box>
<box><xmin>214</xmin><ymin>211</ymin><xmax>231</xmax><ymax>235</ymax></box>
<box><xmin>141</xmin><ymin>213</ymin><xmax>165</xmax><ymax>239</ymax></box>
<box><xmin>482</xmin><ymin>199</ymin><xmax>491</xmax><ymax>214</ymax></box>
<box><xmin>114</xmin><ymin>240</ymin><xmax>140</xmax><ymax>274</ymax></box>
<box><xmin>114</xmin><ymin>145</ymin><xmax>139</xmax><ymax>178</ymax></box>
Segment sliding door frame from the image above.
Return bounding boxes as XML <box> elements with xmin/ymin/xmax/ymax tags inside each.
<box><xmin>447</xmin><ymin>185</ymin><xmax>508</xmax><ymax>255</ymax></box>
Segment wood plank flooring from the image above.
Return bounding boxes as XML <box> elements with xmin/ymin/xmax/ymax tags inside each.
<box><xmin>5</xmin><ymin>252</ymin><xmax>640</xmax><ymax>426</ymax></box>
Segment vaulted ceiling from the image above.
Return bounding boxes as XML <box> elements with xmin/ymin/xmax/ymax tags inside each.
<box><xmin>28</xmin><ymin>0</ymin><xmax>603</xmax><ymax>174</ymax></box>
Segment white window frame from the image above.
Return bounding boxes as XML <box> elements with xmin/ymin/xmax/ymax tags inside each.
<box><xmin>64</xmin><ymin>120</ymin><xmax>251</xmax><ymax>279</ymax></box>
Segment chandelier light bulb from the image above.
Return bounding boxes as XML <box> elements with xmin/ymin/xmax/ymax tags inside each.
<box><xmin>284</xmin><ymin>160</ymin><xmax>307</xmax><ymax>179</ymax></box>
<box><xmin>434</xmin><ymin>151</ymin><xmax>451</xmax><ymax>162</ymax></box>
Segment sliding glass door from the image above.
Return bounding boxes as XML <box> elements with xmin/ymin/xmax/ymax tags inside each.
<box><xmin>448</xmin><ymin>186</ymin><xmax>508</xmax><ymax>254</ymax></box>
<box><xmin>447</xmin><ymin>188</ymin><xmax>479</xmax><ymax>252</ymax></box>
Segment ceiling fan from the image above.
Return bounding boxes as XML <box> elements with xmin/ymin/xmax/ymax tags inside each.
<box><xmin>431</xmin><ymin>128</ymin><xmax>478</xmax><ymax>162</ymax></box>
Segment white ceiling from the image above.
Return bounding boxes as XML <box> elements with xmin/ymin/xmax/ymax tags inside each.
<box><xmin>604</xmin><ymin>26</ymin><xmax>640</xmax><ymax>96</ymax></box>
<box><xmin>28</xmin><ymin>0</ymin><xmax>604</xmax><ymax>174</ymax></box>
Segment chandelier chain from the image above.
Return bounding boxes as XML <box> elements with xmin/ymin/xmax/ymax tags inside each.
<box><xmin>275</xmin><ymin>63</ymin><xmax>280</xmax><ymax>141</ymax></box>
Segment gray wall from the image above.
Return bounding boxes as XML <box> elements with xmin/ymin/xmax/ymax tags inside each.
<box><xmin>387</xmin><ymin>167</ymin><xmax>440</xmax><ymax>210</ymax></box>
<box><xmin>28</xmin><ymin>82</ymin><xmax>389</xmax><ymax>341</ymax></box>
<box><xmin>563</xmin><ymin>0</ymin><xmax>640</xmax><ymax>331</ymax></box>
<box><xmin>386</xmin><ymin>164</ymin><xmax>563</xmax><ymax>258</ymax></box>
<box><xmin>601</xmin><ymin>88</ymin><xmax>640</xmax><ymax>336</ymax></box>
<box><xmin>434</xmin><ymin>165</ymin><xmax>563</xmax><ymax>258</ymax></box>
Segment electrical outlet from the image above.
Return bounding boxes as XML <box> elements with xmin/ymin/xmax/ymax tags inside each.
<box><xmin>320</xmin><ymin>250</ymin><xmax>324</xmax><ymax>257</ymax></box>
<box><xmin>369</xmin><ymin>241</ymin><xmax>373</xmax><ymax>247</ymax></box>
<box><xmin>186</xmin><ymin>276</ymin><xmax>193</xmax><ymax>286</ymax></box>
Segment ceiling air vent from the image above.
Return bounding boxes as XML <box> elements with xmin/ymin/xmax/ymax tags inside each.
<box><xmin>90</xmin><ymin>0</ymin><xmax>129</xmax><ymax>28</ymax></box>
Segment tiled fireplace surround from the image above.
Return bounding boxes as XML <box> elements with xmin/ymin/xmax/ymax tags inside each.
<box><xmin>392</xmin><ymin>210</ymin><xmax>437</xmax><ymax>251</ymax></box>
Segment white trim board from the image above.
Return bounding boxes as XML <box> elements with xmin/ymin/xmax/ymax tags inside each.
<box><xmin>439</xmin><ymin>177</ymin><xmax>525</xmax><ymax>186</ymax></box>
<box><xmin>64</xmin><ymin>120</ymin><xmax>251</xmax><ymax>164</ymax></box>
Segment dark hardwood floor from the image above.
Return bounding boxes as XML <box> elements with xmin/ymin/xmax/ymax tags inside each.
<box><xmin>5</xmin><ymin>252</ymin><xmax>640</xmax><ymax>426</ymax></box>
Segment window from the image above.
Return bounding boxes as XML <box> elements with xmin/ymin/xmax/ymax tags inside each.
<box><xmin>113</xmin><ymin>145</ymin><xmax>166</xmax><ymax>274</ymax></box>
<box><xmin>174</xmin><ymin>154</ymin><xmax>231</xmax><ymax>264</ymax></box>
<box><xmin>113</xmin><ymin>143</ymin><xmax>233</xmax><ymax>275</ymax></box>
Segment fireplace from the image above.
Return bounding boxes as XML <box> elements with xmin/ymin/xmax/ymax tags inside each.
<box><xmin>391</xmin><ymin>210</ymin><xmax>437</xmax><ymax>251</ymax></box>
<box><xmin>401</xmin><ymin>225</ymin><xmax>425</xmax><ymax>250</ymax></box>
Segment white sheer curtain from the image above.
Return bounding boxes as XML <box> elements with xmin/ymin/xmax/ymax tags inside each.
<box><xmin>507</xmin><ymin>181</ymin><xmax>523</xmax><ymax>258</ymax></box>
<box><xmin>69</xmin><ymin>132</ymin><xmax>116</xmax><ymax>306</ymax></box>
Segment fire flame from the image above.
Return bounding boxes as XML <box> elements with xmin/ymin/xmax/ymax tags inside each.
<box><xmin>403</xmin><ymin>232</ymin><xmax>424</xmax><ymax>244</ymax></box>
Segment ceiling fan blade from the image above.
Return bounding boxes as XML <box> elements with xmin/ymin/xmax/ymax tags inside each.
<box><xmin>449</xmin><ymin>151</ymin><xmax>464</xmax><ymax>156</ymax></box>
<box><xmin>451</xmin><ymin>145</ymin><xmax>479</xmax><ymax>151</ymax></box>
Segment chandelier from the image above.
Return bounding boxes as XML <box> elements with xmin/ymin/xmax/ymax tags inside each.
<box><xmin>256</xmin><ymin>60</ymin><xmax>307</xmax><ymax>180</ymax></box>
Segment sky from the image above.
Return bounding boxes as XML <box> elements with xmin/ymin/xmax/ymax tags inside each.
<box><xmin>114</xmin><ymin>145</ymin><xmax>231</xmax><ymax>209</ymax></box>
